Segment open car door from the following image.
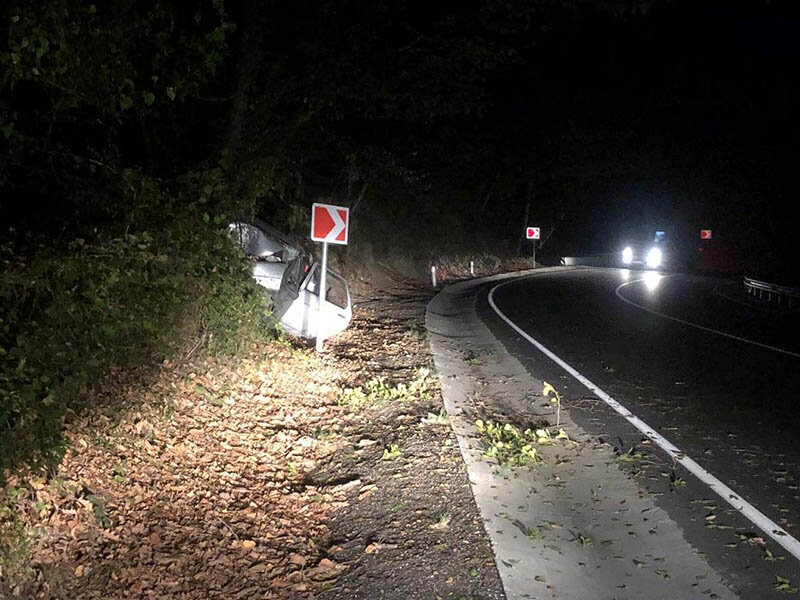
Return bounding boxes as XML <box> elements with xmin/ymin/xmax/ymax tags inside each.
<box><xmin>276</xmin><ymin>262</ymin><xmax>352</xmax><ymax>339</ymax></box>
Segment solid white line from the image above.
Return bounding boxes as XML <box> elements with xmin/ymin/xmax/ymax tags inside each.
<box><xmin>616</xmin><ymin>278</ymin><xmax>800</xmax><ymax>359</ymax></box>
<box><xmin>488</xmin><ymin>276</ymin><xmax>800</xmax><ymax>562</ymax></box>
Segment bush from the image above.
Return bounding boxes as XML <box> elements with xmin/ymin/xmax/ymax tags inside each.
<box><xmin>0</xmin><ymin>172</ymin><xmax>274</xmax><ymax>484</ymax></box>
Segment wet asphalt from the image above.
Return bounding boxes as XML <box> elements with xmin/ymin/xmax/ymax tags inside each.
<box><xmin>477</xmin><ymin>267</ymin><xmax>800</xmax><ymax>597</ymax></box>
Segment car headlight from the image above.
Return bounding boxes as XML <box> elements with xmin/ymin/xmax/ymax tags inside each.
<box><xmin>645</xmin><ymin>246</ymin><xmax>662</xmax><ymax>268</ymax></box>
<box><xmin>621</xmin><ymin>246</ymin><xmax>633</xmax><ymax>265</ymax></box>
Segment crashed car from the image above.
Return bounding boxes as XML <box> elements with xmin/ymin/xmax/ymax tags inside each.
<box><xmin>228</xmin><ymin>221</ymin><xmax>353</xmax><ymax>339</ymax></box>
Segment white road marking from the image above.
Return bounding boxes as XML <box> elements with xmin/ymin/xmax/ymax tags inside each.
<box><xmin>488</xmin><ymin>275</ymin><xmax>800</xmax><ymax>562</ymax></box>
<box><xmin>616</xmin><ymin>277</ymin><xmax>800</xmax><ymax>359</ymax></box>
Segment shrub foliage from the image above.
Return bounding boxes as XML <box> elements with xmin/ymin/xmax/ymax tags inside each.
<box><xmin>0</xmin><ymin>173</ymin><xmax>273</xmax><ymax>482</ymax></box>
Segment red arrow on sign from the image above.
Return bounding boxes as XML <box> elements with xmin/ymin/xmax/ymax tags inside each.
<box><xmin>311</xmin><ymin>202</ymin><xmax>349</xmax><ymax>245</ymax></box>
<box><xmin>526</xmin><ymin>227</ymin><xmax>540</xmax><ymax>240</ymax></box>
<box><xmin>700</xmin><ymin>229</ymin><xmax>712</xmax><ymax>240</ymax></box>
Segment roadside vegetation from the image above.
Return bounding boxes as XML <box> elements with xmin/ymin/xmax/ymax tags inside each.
<box><xmin>0</xmin><ymin>2</ymin><xmax>275</xmax><ymax>486</ymax></box>
<box><xmin>0</xmin><ymin>0</ymin><xmax>552</xmax><ymax>491</ymax></box>
<box><xmin>0</xmin><ymin>199</ymin><xmax>275</xmax><ymax>485</ymax></box>
<box><xmin>338</xmin><ymin>368</ymin><xmax>434</xmax><ymax>410</ymax></box>
<box><xmin>474</xmin><ymin>382</ymin><xmax>571</xmax><ymax>468</ymax></box>
<box><xmin>0</xmin><ymin>279</ymin><xmax>504</xmax><ymax>599</ymax></box>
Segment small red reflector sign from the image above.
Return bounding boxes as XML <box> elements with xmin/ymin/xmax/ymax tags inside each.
<box><xmin>526</xmin><ymin>227</ymin><xmax>540</xmax><ymax>240</ymax></box>
<box><xmin>700</xmin><ymin>229</ymin><xmax>712</xmax><ymax>240</ymax></box>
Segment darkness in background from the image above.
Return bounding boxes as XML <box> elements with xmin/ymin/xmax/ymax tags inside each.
<box><xmin>2</xmin><ymin>1</ymin><xmax>798</xmax><ymax>278</ymax></box>
<box><xmin>499</xmin><ymin>1</ymin><xmax>798</xmax><ymax>277</ymax></box>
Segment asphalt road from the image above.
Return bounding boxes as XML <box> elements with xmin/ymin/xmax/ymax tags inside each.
<box><xmin>477</xmin><ymin>267</ymin><xmax>800</xmax><ymax>595</ymax></box>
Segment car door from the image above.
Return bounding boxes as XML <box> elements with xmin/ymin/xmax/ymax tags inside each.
<box><xmin>278</xmin><ymin>263</ymin><xmax>352</xmax><ymax>339</ymax></box>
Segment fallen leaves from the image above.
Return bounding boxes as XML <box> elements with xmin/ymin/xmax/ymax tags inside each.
<box><xmin>1</xmin><ymin>341</ymin><xmax>351</xmax><ymax>599</ymax></box>
<box><xmin>1</xmin><ymin>274</ymin><xmax>507</xmax><ymax>600</ymax></box>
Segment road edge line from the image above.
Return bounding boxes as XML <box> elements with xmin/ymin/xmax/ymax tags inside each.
<box><xmin>488</xmin><ymin>277</ymin><xmax>800</xmax><ymax>562</ymax></box>
<box><xmin>616</xmin><ymin>277</ymin><xmax>800</xmax><ymax>359</ymax></box>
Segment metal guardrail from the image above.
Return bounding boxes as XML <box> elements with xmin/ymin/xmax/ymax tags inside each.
<box><xmin>744</xmin><ymin>276</ymin><xmax>800</xmax><ymax>308</ymax></box>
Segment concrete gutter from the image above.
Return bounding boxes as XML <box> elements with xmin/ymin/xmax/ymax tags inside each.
<box><xmin>426</xmin><ymin>267</ymin><xmax>735</xmax><ymax>600</ymax></box>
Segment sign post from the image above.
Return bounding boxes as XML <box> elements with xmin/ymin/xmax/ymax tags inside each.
<box><xmin>526</xmin><ymin>227</ymin><xmax>540</xmax><ymax>268</ymax></box>
<box><xmin>311</xmin><ymin>202</ymin><xmax>349</xmax><ymax>352</ymax></box>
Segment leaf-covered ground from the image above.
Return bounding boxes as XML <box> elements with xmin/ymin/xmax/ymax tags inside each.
<box><xmin>1</xmin><ymin>269</ymin><xmax>505</xmax><ymax>599</ymax></box>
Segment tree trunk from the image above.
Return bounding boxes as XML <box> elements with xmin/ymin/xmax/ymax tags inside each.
<box><xmin>516</xmin><ymin>188</ymin><xmax>531</xmax><ymax>255</ymax></box>
<box><xmin>224</xmin><ymin>0</ymin><xmax>263</xmax><ymax>215</ymax></box>
<box><xmin>479</xmin><ymin>187</ymin><xmax>492</xmax><ymax>212</ymax></box>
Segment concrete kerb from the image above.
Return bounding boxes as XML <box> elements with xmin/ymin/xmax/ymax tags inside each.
<box><xmin>425</xmin><ymin>267</ymin><xmax>735</xmax><ymax>600</ymax></box>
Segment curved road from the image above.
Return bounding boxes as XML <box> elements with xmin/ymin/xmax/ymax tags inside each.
<box><xmin>477</xmin><ymin>268</ymin><xmax>800</xmax><ymax>583</ymax></box>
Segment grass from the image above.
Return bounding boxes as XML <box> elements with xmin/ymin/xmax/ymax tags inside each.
<box><xmin>421</xmin><ymin>410</ymin><xmax>449</xmax><ymax>426</ymax></box>
<box><xmin>474</xmin><ymin>412</ymin><xmax>573</xmax><ymax>468</ymax></box>
<box><xmin>542</xmin><ymin>382</ymin><xmax>562</xmax><ymax>428</ymax></box>
<box><xmin>0</xmin><ymin>486</ymin><xmax>31</xmax><ymax>576</ymax></box>
<box><xmin>86</xmin><ymin>495</ymin><xmax>112</xmax><ymax>529</ymax></box>
<box><xmin>406</xmin><ymin>324</ymin><xmax>427</xmax><ymax>342</ymax></box>
<box><xmin>339</xmin><ymin>368</ymin><xmax>433</xmax><ymax>409</ymax></box>
<box><xmin>381</xmin><ymin>444</ymin><xmax>402</xmax><ymax>461</ymax></box>
<box><xmin>0</xmin><ymin>517</ymin><xmax>29</xmax><ymax>574</ymax></box>
<box><xmin>464</xmin><ymin>350</ymin><xmax>482</xmax><ymax>366</ymax></box>
<box><xmin>474</xmin><ymin>420</ymin><xmax>544</xmax><ymax>467</ymax></box>
<box><xmin>774</xmin><ymin>575</ymin><xmax>798</xmax><ymax>594</ymax></box>
<box><xmin>430</xmin><ymin>512</ymin><xmax>452</xmax><ymax>531</ymax></box>
<box><xmin>523</xmin><ymin>525</ymin><xmax>543</xmax><ymax>540</ymax></box>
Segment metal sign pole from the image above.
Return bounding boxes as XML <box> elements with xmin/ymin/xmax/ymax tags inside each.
<box><xmin>532</xmin><ymin>241</ymin><xmax>536</xmax><ymax>268</ymax></box>
<box><xmin>316</xmin><ymin>241</ymin><xmax>329</xmax><ymax>353</ymax></box>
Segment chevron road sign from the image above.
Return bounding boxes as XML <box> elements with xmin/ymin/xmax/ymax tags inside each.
<box><xmin>310</xmin><ymin>202</ymin><xmax>350</xmax><ymax>353</ymax></box>
<box><xmin>311</xmin><ymin>202</ymin><xmax>349</xmax><ymax>245</ymax></box>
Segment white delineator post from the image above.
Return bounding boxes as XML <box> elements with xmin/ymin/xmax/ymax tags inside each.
<box><xmin>470</xmin><ymin>260</ymin><xmax>475</xmax><ymax>276</ymax></box>
<box><xmin>431</xmin><ymin>265</ymin><xmax>437</xmax><ymax>288</ymax></box>
<box><xmin>316</xmin><ymin>241</ymin><xmax>329</xmax><ymax>353</ymax></box>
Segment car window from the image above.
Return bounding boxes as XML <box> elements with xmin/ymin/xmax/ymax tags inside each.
<box><xmin>325</xmin><ymin>273</ymin><xmax>348</xmax><ymax>309</ymax></box>
<box><xmin>228</xmin><ymin>222</ymin><xmax>283</xmax><ymax>258</ymax></box>
<box><xmin>305</xmin><ymin>267</ymin><xmax>349</xmax><ymax>309</ymax></box>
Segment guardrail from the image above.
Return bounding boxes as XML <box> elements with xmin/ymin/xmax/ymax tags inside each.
<box><xmin>744</xmin><ymin>276</ymin><xmax>800</xmax><ymax>308</ymax></box>
<box><xmin>560</xmin><ymin>254</ymin><xmax>612</xmax><ymax>267</ymax></box>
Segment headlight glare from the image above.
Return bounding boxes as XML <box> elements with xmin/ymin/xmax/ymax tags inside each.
<box><xmin>645</xmin><ymin>246</ymin><xmax>662</xmax><ymax>268</ymax></box>
<box><xmin>622</xmin><ymin>246</ymin><xmax>633</xmax><ymax>265</ymax></box>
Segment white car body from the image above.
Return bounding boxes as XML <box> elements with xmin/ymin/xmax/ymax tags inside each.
<box><xmin>229</xmin><ymin>221</ymin><xmax>353</xmax><ymax>339</ymax></box>
<box><xmin>278</xmin><ymin>263</ymin><xmax>352</xmax><ymax>339</ymax></box>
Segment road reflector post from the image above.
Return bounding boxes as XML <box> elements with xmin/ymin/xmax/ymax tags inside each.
<box><xmin>470</xmin><ymin>260</ymin><xmax>475</xmax><ymax>277</ymax></box>
<box><xmin>431</xmin><ymin>265</ymin><xmax>437</xmax><ymax>288</ymax></box>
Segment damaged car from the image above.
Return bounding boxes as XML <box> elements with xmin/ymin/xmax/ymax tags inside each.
<box><xmin>228</xmin><ymin>220</ymin><xmax>353</xmax><ymax>339</ymax></box>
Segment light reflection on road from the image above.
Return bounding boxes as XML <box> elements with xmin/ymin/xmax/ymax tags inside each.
<box><xmin>643</xmin><ymin>270</ymin><xmax>662</xmax><ymax>291</ymax></box>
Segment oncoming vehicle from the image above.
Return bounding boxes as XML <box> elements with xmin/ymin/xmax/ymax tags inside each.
<box><xmin>228</xmin><ymin>221</ymin><xmax>353</xmax><ymax>339</ymax></box>
<box><xmin>619</xmin><ymin>230</ymin><xmax>668</xmax><ymax>270</ymax></box>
